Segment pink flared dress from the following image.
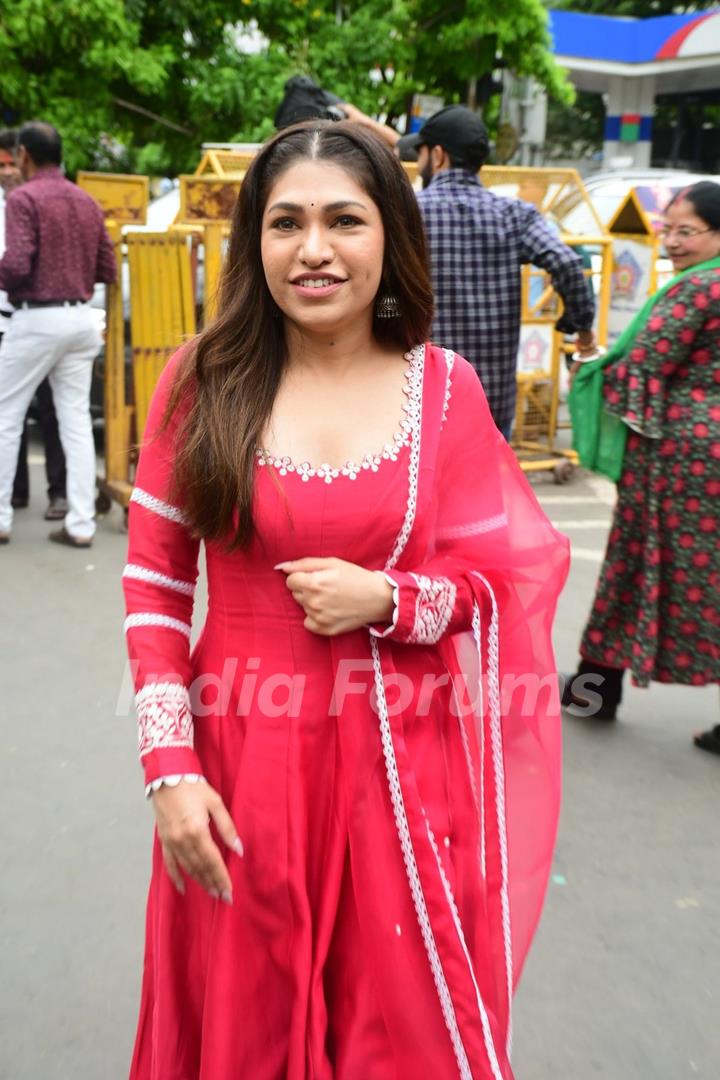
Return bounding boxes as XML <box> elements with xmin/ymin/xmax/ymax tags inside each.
<box><xmin>123</xmin><ymin>343</ymin><xmax>569</xmax><ymax>1079</ymax></box>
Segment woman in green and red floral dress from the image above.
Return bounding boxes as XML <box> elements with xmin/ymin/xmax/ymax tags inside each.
<box><xmin>563</xmin><ymin>182</ymin><xmax>720</xmax><ymax>753</ymax></box>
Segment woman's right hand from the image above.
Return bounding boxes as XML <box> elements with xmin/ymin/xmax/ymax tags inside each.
<box><xmin>151</xmin><ymin>779</ymin><xmax>243</xmax><ymax>902</ymax></box>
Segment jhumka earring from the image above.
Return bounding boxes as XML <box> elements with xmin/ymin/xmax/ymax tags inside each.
<box><xmin>375</xmin><ymin>292</ymin><xmax>401</xmax><ymax>318</ymax></box>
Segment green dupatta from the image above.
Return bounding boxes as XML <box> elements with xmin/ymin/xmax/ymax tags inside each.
<box><xmin>568</xmin><ymin>256</ymin><xmax>720</xmax><ymax>482</ymax></box>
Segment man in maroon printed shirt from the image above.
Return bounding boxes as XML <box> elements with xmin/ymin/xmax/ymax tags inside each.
<box><xmin>0</xmin><ymin>121</ymin><xmax>117</xmax><ymax>547</ymax></box>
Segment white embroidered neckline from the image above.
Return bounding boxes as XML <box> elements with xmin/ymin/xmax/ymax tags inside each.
<box><xmin>255</xmin><ymin>345</ymin><xmax>424</xmax><ymax>484</ymax></box>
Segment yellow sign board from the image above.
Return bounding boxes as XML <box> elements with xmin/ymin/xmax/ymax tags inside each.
<box><xmin>195</xmin><ymin>149</ymin><xmax>254</xmax><ymax>178</ymax></box>
<box><xmin>76</xmin><ymin>171</ymin><xmax>148</xmax><ymax>224</ymax></box>
<box><xmin>179</xmin><ymin>175</ymin><xmax>241</xmax><ymax>225</ymax></box>
<box><xmin>606</xmin><ymin>189</ymin><xmax>661</xmax><ymax>342</ymax></box>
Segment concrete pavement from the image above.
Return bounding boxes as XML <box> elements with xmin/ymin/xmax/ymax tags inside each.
<box><xmin>515</xmin><ymin>472</ymin><xmax>719</xmax><ymax>1080</ymax></box>
<box><xmin>1</xmin><ymin>458</ymin><xmax>717</xmax><ymax>1080</ymax></box>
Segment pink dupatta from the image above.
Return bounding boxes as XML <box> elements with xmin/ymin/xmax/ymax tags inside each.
<box><xmin>341</xmin><ymin>345</ymin><xmax>569</xmax><ymax>1079</ymax></box>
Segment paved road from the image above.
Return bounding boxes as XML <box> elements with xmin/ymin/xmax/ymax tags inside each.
<box><xmin>1</xmin><ymin>458</ymin><xmax>717</xmax><ymax>1080</ymax></box>
<box><xmin>514</xmin><ymin>472</ymin><xmax>718</xmax><ymax>1080</ymax></box>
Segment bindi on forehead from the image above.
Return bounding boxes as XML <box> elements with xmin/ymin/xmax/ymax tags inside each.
<box><xmin>266</xmin><ymin>198</ymin><xmax>369</xmax><ymax>215</ymax></box>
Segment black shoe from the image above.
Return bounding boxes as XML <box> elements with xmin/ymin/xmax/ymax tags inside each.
<box><xmin>48</xmin><ymin>526</ymin><xmax>92</xmax><ymax>549</ymax></box>
<box><xmin>11</xmin><ymin>496</ymin><xmax>28</xmax><ymax>509</ymax></box>
<box><xmin>560</xmin><ymin>672</ymin><xmax>617</xmax><ymax>720</ymax></box>
<box><xmin>44</xmin><ymin>497</ymin><xmax>69</xmax><ymax>521</ymax></box>
<box><xmin>693</xmin><ymin>725</ymin><xmax>720</xmax><ymax>756</ymax></box>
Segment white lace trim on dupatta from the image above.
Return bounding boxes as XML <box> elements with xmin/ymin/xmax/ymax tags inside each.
<box><xmin>385</xmin><ymin>344</ymin><xmax>425</xmax><ymax>570</ymax></box>
<box><xmin>135</xmin><ymin>682</ymin><xmax>194</xmax><ymax>757</ymax></box>
<box><xmin>442</xmin><ymin>347</ymin><xmax>455</xmax><ymax>422</ymax></box>
<box><xmin>437</xmin><ymin>513</ymin><xmax>508</xmax><ymax>542</ymax></box>
<box><xmin>369</xmin><ymin>346</ymin><xmax>509</xmax><ymax>1076</ymax></box>
<box><xmin>471</xmin><ymin>604</ymin><xmax>486</xmax><ymax>880</ymax></box>
<box><xmin>472</xmin><ymin>572</ymin><xmax>514</xmax><ymax>1059</ymax></box>
<box><xmin>369</xmin><ymin>634</ymin><xmax>475</xmax><ymax>1080</ymax></box>
<box><xmin>425</xmin><ymin>819</ymin><xmax>507</xmax><ymax>1080</ymax></box>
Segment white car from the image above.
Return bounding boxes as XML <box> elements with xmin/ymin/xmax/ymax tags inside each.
<box><xmin>547</xmin><ymin>167</ymin><xmax>717</xmax><ymax>297</ymax></box>
<box><xmin>556</xmin><ymin>167</ymin><xmax>714</xmax><ymax>237</ymax></box>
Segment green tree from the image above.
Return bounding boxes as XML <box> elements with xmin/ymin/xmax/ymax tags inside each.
<box><xmin>247</xmin><ymin>0</ymin><xmax>573</xmax><ymax>128</ymax></box>
<box><xmin>0</xmin><ymin>0</ymin><xmax>167</xmax><ymax>173</ymax></box>
<box><xmin>0</xmin><ymin>0</ymin><xmax>571</xmax><ymax>175</ymax></box>
<box><xmin>407</xmin><ymin>0</ymin><xmax>571</xmax><ymax>109</ymax></box>
<box><xmin>0</xmin><ymin>0</ymin><xmax>281</xmax><ymax>173</ymax></box>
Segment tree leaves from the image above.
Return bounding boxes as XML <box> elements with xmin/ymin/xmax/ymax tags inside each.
<box><xmin>554</xmin><ymin>0</ymin><xmax>715</xmax><ymax>15</ymax></box>
<box><xmin>0</xmin><ymin>0</ymin><xmax>571</xmax><ymax>175</ymax></box>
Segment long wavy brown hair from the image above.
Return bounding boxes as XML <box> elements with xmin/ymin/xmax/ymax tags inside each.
<box><xmin>166</xmin><ymin>120</ymin><xmax>434</xmax><ymax>547</ymax></box>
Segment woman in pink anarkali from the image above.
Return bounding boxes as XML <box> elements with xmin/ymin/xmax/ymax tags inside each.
<box><xmin>123</xmin><ymin>121</ymin><xmax>569</xmax><ymax>1080</ymax></box>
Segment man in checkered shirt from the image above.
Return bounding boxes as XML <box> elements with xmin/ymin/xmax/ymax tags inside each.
<box><xmin>400</xmin><ymin>106</ymin><xmax>597</xmax><ymax>438</ymax></box>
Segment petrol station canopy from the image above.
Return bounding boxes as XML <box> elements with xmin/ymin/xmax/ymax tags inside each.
<box><xmin>548</xmin><ymin>8</ymin><xmax>720</xmax><ymax>165</ymax></box>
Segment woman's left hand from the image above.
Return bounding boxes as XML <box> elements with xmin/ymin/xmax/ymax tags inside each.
<box><xmin>276</xmin><ymin>557</ymin><xmax>394</xmax><ymax>636</ymax></box>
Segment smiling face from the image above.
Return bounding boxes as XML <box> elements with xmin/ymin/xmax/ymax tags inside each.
<box><xmin>260</xmin><ymin>159</ymin><xmax>385</xmax><ymax>338</ymax></box>
<box><xmin>662</xmin><ymin>197</ymin><xmax>720</xmax><ymax>272</ymax></box>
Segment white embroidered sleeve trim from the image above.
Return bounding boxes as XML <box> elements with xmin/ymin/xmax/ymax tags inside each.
<box><xmin>368</xmin><ymin>573</ymin><xmax>401</xmax><ymax>638</ymax></box>
<box><xmin>145</xmin><ymin>773</ymin><xmax>205</xmax><ymax>798</ymax></box>
<box><xmin>407</xmin><ymin>574</ymin><xmax>457</xmax><ymax>644</ymax></box>
<box><xmin>136</xmin><ymin>682</ymin><xmax>194</xmax><ymax>757</ymax></box>
<box><xmin>124</xmin><ymin>613</ymin><xmax>192</xmax><ymax>639</ymax></box>
<box><xmin>123</xmin><ymin>563</ymin><xmax>196</xmax><ymax>597</ymax></box>
<box><xmin>130</xmin><ymin>487</ymin><xmax>189</xmax><ymax>526</ymax></box>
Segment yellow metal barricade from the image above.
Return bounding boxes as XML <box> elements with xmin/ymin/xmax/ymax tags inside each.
<box><xmin>80</xmin><ymin>173</ymin><xmax>150</xmax><ymax>510</ymax></box>
<box><xmin>126</xmin><ymin>232</ymin><xmax>196</xmax><ymax>442</ymax></box>
<box><xmin>195</xmin><ymin>147</ymin><xmax>255</xmax><ymax>178</ymax></box>
<box><xmin>512</xmin><ymin>234</ymin><xmax>613</xmax><ymax>481</ymax></box>
<box><xmin>99</xmin><ymin>232</ymin><xmax>196</xmax><ymax>510</ymax></box>
<box><xmin>100</xmin><ymin>224</ymin><xmax>133</xmax><ymax>509</ymax></box>
<box><xmin>77</xmin><ymin>171</ymin><xmax>149</xmax><ymax>225</ymax></box>
<box><xmin>479</xmin><ymin>166</ymin><xmax>613</xmax><ymax>480</ymax></box>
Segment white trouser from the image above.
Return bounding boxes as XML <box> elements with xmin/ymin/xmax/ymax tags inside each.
<box><xmin>0</xmin><ymin>304</ymin><xmax>102</xmax><ymax>539</ymax></box>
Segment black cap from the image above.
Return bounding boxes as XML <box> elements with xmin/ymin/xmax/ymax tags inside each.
<box><xmin>401</xmin><ymin>105</ymin><xmax>489</xmax><ymax>167</ymax></box>
<box><xmin>395</xmin><ymin>134</ymin><xmax>419</xmax><ymax>162</ymax></box>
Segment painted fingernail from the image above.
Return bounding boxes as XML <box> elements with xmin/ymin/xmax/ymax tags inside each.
<box><xmin>208</xmin><ymin>888</ymin><xmax>219</xmax><ymax>899</ymax></box>
<box><xmin>221</xmin><ymin>890</ymin><xmax>233</xmax><ymax>905</ymax></box>
<box><xmin>233</xmin><ymin>837</ymin><xmax>244</xmax><ymax>857</ymax></box>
